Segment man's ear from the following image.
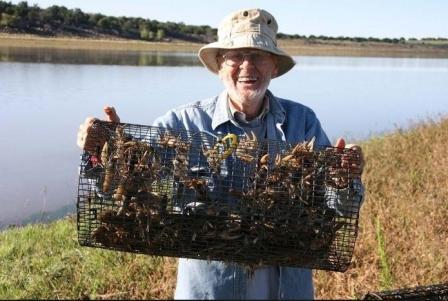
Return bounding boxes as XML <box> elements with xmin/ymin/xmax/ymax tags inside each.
<box><xmin>272</xmin><ymin>66</ymin><xmax>279</xmax><ymax>78</ymax></box>
<box><xmin>216</xmin><ymin>51</ymin><xmax>223</xmax><ymax>71</ymax></box>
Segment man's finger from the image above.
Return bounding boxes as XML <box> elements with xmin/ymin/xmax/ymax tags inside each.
<box><xmin>84</xmin><ymin>117</ymin><xmax>97</xmax><ymax>132</ymax></box>
<box><xmin>77</xmin><ymin>117</ymin><xmax>102</xmax><ymax>151</ymax></box>
<box><xmin>334</xmin><ymin>137</ymin><xmax>345</xmax><ymax>149</ymax></box>
<box><xmin>104</xmin><ymin>106</ymin><xmax>120</xmax><ymax>123</ymax></box>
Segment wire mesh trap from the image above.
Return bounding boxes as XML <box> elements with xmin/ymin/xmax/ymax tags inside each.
<box><xmin>363</xmin><ymin>283</ymin><xmax>448</xmax><ymax>300</ymax></box>
<box><xmin>77</xmin><ymin>120</ymin><xmax>363</xmax><ymax>272</ymax></box>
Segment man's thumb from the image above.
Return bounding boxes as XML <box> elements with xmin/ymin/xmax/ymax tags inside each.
<box><xmin>104</xmin><ymin>106</ymin><xmax>120</xmax><ymax>123</ymax></box>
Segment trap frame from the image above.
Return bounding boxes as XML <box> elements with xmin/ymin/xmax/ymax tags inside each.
<box><xmin>77</xmin><ymin>121</ymin><xmax>363</xmax><ymax>272</ymax></box>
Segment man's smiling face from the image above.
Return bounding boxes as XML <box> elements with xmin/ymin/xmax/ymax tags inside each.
<box><xmin>218</xmin><ymin>48</ymin><xmax>278</xmax><ymax>106</ymax></box>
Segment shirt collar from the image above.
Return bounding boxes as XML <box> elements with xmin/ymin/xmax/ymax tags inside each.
<box><xmin>265</xmin><ymin>89</ymin><xmax>286</xmax><ymax>124</ymax></box>
<box><xmin>211</xmin><ymin>90</ymin><xmax>231</xmax><ymax>130</ymax></box>
<box><xmin>229</xmin><ymin>95</ymin><xmax>270</xmax><ymax>124</ymax></box>
<box><xmin>211</xmin><ymin>89</ymin><xmax>286</xmax><ymax>130</ymax></box>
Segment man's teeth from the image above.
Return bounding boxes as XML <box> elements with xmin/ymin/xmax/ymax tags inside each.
<box><xmin>238</xmin><ymin>77</ymin><xmax>257</xmax><ymax>82</ymax></box>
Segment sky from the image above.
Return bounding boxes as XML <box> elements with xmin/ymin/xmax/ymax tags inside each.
<box><xmin>8</xmin><ymin>0</ymin><xmax>448</xmax><ymax>39</ymax></box>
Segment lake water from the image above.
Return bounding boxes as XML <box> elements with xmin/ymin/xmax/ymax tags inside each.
<box><xmin>0</xmin><ymin>47</ymin><xmax>447</xmax><ymax>227</ymax></box>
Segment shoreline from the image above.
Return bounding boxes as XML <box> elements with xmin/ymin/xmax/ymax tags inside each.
<box><xmin>1</xmin><ymin>33</ymin><xmax>448</xmax><ymax>58</ymax></box>
<box><xmin>0</xmin><ymin>33</ymin><xmax>201</xmax><ymax>52</ymax></box>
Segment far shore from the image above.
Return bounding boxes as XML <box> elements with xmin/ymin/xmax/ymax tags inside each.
<box><xmin>1</xmin><ymin>33</ymin><xmax>448</xmax><ymax>58</ymax></box>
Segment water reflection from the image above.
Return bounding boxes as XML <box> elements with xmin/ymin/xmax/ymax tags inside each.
<box><xmin>0</xmin><ymin>46</ymin><xmax>202</xmax><ymax>66</ymax></box>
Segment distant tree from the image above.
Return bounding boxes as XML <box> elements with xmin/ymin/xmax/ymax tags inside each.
<box><xmin>148</xmin><ymin>30</ymin><xmax>155</xmax><ymax>40</ymax></box>
<box><xmin>0</xmin><ymin>12</ymin><xmax>19</xmax><ymax>27</ymax></box>
<box><xmin>0</xmin><ymin>1</ymin><xmax>11</xmax><ymax>14</ymax></box>
<box><xmin>15</xmin><ymin>1</ymin><xmax>29</xmax><ymax>18</ymax></box>
<box><xmin>107</xmin><ymin>16</ymin><xmax>120</xmax><ymax>32</ymax></box>
<box><xmin>139</xmin><ymin>23</ymin><xmax>150</xmax><ymax>40</ymax></box>
<box><xmin>192</xmin><ymin>26</ymin><xmax>203</xmax><ymax>35</ymax></box>
<box><xmin>277</xmin><ymin>33</ymin><xmax>287</xmax><ymax>39</ymax></box>
<box><xmin>4</xmin><ymin>2</ymin><xmax>15</xmax><ymax>15</ymax></box>
<box><xmin>164</xmin><ymin>21</ymin><xmax>178</xmax><ymax>33</ymax></box>
<box><xmin>41</xmin><ymin>5</ymin><xmax>67</xmax><ymax>27</ymax></box>
<box><xmin>97</xmin><ymin>16</ymin><xmax>111</xmax><ymax>30</ymax></box>
<box><xmin>71</xmin><ymin>8</ymin><xmax>88</xmax><ymax>27</ymax></box>
<box><xmin>122</xmin><ymin>19</ymin><xmax>134</xmax><ymax>33</ymax></box>
<box><xmin>11</xmin><ymin>1</ymin><xmax>30</xmax><ymax>29</ymax></box>
<box><xmin>201</xmin><ymin>26</ymin><xmax>215</xmax><ymax>42</ymax></box>
<box><xmin>156</xmin><ymin>28</ymin><xmax>165</xmax><ymax>40</ymax></box>
<box><xmin>149</xmin><ymin>19</ymin><xmax>159</xmax><ymax>31</ymax></box>
<box><xmin>178</xmin><ymin>21</ymin><xmax>187</xmax><ymax>34</ymax></box>
<box><xmin>89</xmin><ymin>13</ymin><xmax>104</xmax><ymax>28</ymax></box>
<box><xmin>354</xmin><ymin>37</ymin><xmax>367</xmax><ymax>42</ymax></box>
<box><xmin>118</xmin><ymin>16</ymin><xmax>133</xmax><ymax>34</ymax></box>
<box><xmin>27</xmin><ymin>4</ymin><xmax>40</xmax><ymax>27</ymax></box>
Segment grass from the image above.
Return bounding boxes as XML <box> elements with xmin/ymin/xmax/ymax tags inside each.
<box><xmin>314</xmin><ymin>115</ymin><xmax>448</xmax><ymax>299</ymax></box>
<box><xmin>278</xmin><ymin>38</ymin><xmax>448</xmax><ymax>58</ymax></box>
<box><xmin>1</xmin><ymin>116</ymin><xmax>447</xmax><ymax>299</ymax></box>
<box><xmin>0</xmin><ymin>33</ymin><xmax>202</xmax><ymax>53</ymax></box>
<box><xmin>375</xmin><ymin>216</ymin><xmax>393</xmax><ymax>290</ymax></box>
<box><xmin>0</xmin><ymin>217</ymin><xmax>177</xmax><ymax>299</ymax></box>
<box><xmin>1</xmin><ymin>33</ymin><xmax>448</xmax><ymax>57</ymax></box>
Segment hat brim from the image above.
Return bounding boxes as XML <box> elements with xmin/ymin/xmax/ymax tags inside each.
<box><xmin>198</xmin><ymin>41</ymin><xmax>295</xmax><ymax>78</ymax></box>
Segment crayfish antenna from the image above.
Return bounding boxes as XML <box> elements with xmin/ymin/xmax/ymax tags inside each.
<box><xmin>307</xmin><ymin>136</ymin><xmax>316</xmax><ymax>151</ymax></box>
<box><xmin>244</xmin><ymin>130</ymin><xmax>257</xmax><ymax>143</ymax></box>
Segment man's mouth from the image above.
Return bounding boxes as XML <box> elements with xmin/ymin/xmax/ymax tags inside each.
<box><xmin>237</xmin><ymin>76</ymin><xmax>258</xmax><ymax>84</ymax></box>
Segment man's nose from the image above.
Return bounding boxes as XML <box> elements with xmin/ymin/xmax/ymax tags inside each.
<box><xmin>240</xmin><ymin>54</ymin><xmax>256</xmax><ymax>67</ymax></box>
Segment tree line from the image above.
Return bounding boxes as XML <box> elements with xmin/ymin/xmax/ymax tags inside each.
<box><xmin>1</xmin><ymin>1</ymin><xmax>446</xmax><ymax>44</ymax></box>
<box><xmin>277</xmin><ymin>33</ymin><xmax>447</xmax><ymax>44</ymax></box>
<box><xmin>0</xmin><ymin>1</ymin><xmax>216</xmax><ymax>42</ymax></box>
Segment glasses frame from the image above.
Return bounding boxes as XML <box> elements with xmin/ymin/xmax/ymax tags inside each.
<box><xmin>220</xmin><ymin>50</ymin><xmax>273</xmax><ymax>68</ymax></box>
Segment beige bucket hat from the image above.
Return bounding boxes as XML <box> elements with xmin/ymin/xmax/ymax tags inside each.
<box><xmin>198</xmin><ymin>8</ymin><xmax>295</xmax><ymax>78</ymax></box>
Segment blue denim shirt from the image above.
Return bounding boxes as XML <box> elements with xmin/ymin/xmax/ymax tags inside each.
<box><xmin>153</xmin><ymin>89</ymin><xmax>360</xmax><ymax>300</ymax></box>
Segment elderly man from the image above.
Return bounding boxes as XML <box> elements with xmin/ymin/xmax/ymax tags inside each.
<box><xmin>78</xmin><ymin>8</ymin><xmax>364</xmax><ymax>300</ymax></box>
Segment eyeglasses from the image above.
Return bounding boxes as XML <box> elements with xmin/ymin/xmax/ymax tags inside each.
<box><xmin>221</xmin><ymin>51</ymin><xmax>272</xmax><ymax>67</ymax></box>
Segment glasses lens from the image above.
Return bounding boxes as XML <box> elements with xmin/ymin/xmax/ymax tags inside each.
<box><xmin>224</xmin><ymin>53</ymin><xmax>242</xmax><ymax>67</ymax></box>
<box><xmin>223</xmin><ymin>51</ymin><xmax>270</xmax><ymax>67</ymax></box>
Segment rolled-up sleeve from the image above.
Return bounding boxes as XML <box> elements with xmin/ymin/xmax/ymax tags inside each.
<box><xmin>304</xmin><ymin>108</ymin><xmax>331</xmax><ymax>147</ymax></box>
<box><xmin>152</xmin><ymin>109</ymin><xmax>182</xmax><ymax>129</ymax></box>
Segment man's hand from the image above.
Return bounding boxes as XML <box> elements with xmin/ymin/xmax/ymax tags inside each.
<box><xmin>334</xmin><ymin>137</ymin><xmax>364</xmax><ymax>175</ymax></box>
<box><xmin>77</xmin><ymin>106</ymin><xmax>120</xmax><ymax>154</ymax></box>
<box><xmin>330</xmin><ymin>137</ymin><xmax>364</xmax><ymax>188</ymax></box>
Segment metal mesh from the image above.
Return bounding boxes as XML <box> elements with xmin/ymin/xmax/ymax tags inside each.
<box><xmin>363</xmin><ymin>283</ymin><xmax>448</xmax><ymax>300</ymax></box>
<box><xmin>77</xmin><ymin>120</ymin><xmax>362</xmax><ymax>272</ymax></box>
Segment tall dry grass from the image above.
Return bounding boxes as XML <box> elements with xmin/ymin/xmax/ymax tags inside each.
<box><xmin>314</xmin><ymin>116</ymin><xmax>448</xmax><ymax>299</ymax></box>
